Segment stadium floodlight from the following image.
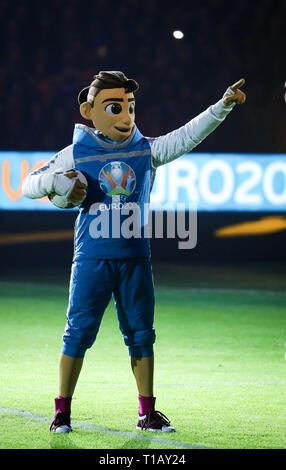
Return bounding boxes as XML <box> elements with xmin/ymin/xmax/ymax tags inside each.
<box><xmin>173</xmin><ymin>30</ymin><xmax>184</xmax><ymax>39</ymax></box>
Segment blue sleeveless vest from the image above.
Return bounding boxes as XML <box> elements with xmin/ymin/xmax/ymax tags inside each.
<box><xmin>72</xmin><ymin>124</ymin><xmax>152</xmax><ymax>260</ymax></box>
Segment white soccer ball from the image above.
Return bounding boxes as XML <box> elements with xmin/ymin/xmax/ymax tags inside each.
<box><xmin>49</xmin><ymin>169</ymin><xmax>88</xmax><ymax>209</ymax></box>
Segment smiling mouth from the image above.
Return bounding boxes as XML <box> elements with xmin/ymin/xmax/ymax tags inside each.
<box><xmin>115</xmin><ymin>126</ymin><xmax>130</xmax><ymax>133</ymax></box>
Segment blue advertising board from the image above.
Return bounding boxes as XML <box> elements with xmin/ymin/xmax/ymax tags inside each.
<box><xmin>0</xmin><ymin>152</ymin><xmax>285</xmax><ymax>211</ymax></box>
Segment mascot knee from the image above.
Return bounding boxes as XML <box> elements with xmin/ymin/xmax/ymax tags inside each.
<box><xmin>125</xmin><ymin>328</ymin><xmax>156</xmax><ymax>358</ymax></box>
<box><xmin>62</xmin><ymin>331</ymin><xmax>97</xmax><ymax>359</ymax></box>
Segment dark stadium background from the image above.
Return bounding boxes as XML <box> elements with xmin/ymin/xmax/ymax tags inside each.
<box><xmin>0</xmin><ymin>0</ymin><xmax>285</xmax><ymax>281</ymax></box>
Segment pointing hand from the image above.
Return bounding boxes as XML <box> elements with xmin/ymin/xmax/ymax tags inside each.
<box><xmin>223</xmin><ymin>78</ymin><xmax>246</xmax><ymax>106</ymax></box>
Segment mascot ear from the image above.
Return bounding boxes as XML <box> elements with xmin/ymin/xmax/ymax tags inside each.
<box><xmin>80</xmin><ymin>102</ymin><xmax>92</xmax><ymax>120</ymax></box>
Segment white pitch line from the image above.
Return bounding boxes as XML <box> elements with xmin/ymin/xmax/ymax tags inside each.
<box><xmin>157</xmin><ymin>287</ymin><xmax>286</xmax><ymax>296</ymax></box>
<box><xmin>0</xmin><ymin>407</ymin><xmax>208</xmax><ymax>449</ymax></box>
<box><xmin>156</xmin><ymin>381</ymin><xmax>286</xmax><ymax>387</ymax></box>
<box><xmin>1</xmin><ymin>380</ymin><xmax>286</xmax><ymax>391</ymax></box>
<box><xmin>2</xmin><ymin>280</ymin><xmax>286</xmax><ymax>297</ymax></box>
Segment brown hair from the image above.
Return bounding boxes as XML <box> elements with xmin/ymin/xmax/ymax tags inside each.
<box><xmin>78</xmin><ymin>71</ymin><xmax>139</xmax><ymax>106</ymax></box>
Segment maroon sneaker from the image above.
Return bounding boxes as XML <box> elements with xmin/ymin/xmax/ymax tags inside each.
<box><xmin>136</xmin><ymin>410</ymin><xmax>176</xmax><ymax>433</ymax></box>
<box><xmin>50</xmin><ymin>412</ymin><xmax>73</xmax><ymax>433</ymax></box>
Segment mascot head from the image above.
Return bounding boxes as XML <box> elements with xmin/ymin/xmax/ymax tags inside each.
<box><xmin>78</xmin><ymin>71</ymin><xmax>139</xmax><ymax>142</ymax></box>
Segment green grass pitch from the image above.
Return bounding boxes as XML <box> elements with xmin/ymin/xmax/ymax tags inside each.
<box><xmin>0</xmin><ymin>264</ymin><xmax>285</xmax><ymax>449</ymax></box>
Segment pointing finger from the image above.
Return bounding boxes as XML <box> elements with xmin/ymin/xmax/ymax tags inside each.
<box><xmin>230</xmin><ymin>78</ymin><xmax>245</xmax><ymax>92</ymax></box>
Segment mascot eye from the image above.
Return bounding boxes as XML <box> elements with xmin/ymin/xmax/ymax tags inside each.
<box><xmin>105</xmin><ymin>103</ymin><xmax>122</xmax><ymax>114</ymax></box>
<box><xmin>129</xmin><ymin>103</ymin><xmax>135</xmax><ymax>114</ymax></box>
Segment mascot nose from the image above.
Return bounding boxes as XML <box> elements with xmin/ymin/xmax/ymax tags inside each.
<box><xmin>123</xmin><ymin>118</ymin><xmax>131</xmax><ymax>126</ymax></box>
<box><xmin>122</xmin><ymin>111</ymin><xmax>132</xmax><ymax>125</ymax></box>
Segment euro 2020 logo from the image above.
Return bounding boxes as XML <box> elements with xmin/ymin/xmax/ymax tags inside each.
<box><xmin>99</xmin><ymin>161</ymin><xmax>136</xmax><ymax>201</ymax></box>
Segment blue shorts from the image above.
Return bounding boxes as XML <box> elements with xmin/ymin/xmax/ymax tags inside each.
<box><xmin>62</xmin><ymin>257</ymin><xmax>155</xmax><ymax>359</ymax></box>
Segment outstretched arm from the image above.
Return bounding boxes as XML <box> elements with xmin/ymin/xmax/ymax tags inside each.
<box><xmin>150</xmin><ymin>79</ymin><xmax>246</xmax><ymax>168</ymax></box>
